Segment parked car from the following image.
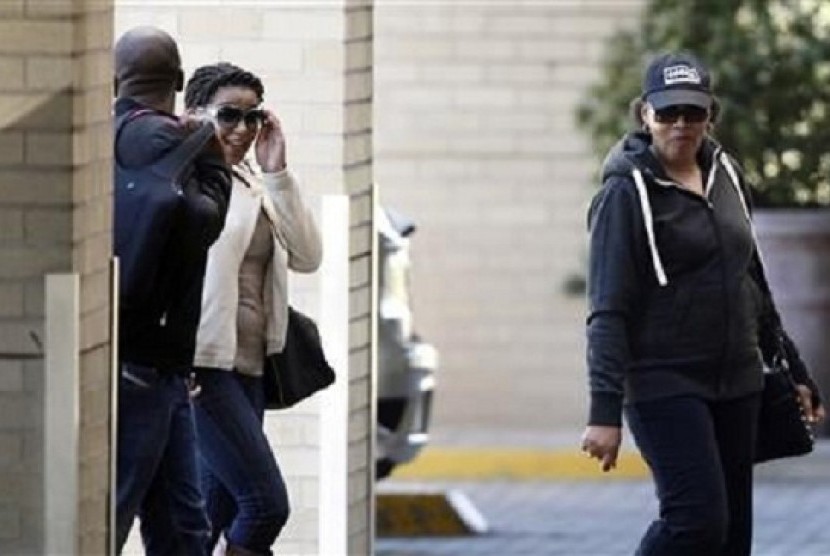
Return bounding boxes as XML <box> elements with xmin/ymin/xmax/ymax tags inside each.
<box><xmin>376</xmin><ymin>206</ymin><xmax>438</xmax><ymax>480</ymax></box>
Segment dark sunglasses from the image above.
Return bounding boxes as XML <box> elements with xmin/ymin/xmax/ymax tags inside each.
<box><xmin>207</xmin><ymin>105</ymin><xmax>266</xmax><ymax>129</ymax></box>
<box><xmin>653</xmin><ymin>104</ymin><xmax>709</xmax><ymax>124</ymax></box>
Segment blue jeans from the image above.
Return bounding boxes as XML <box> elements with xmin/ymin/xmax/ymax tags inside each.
<box><xmin>626</xmin><ymin>393</ymin><xmax>760</xmax><ymax>556</ymax></box>
<box><xmin>115</xmin><ymin>363</ymin><xmax>209</xmax><ymax>556</ymax></box>
<box><xmin>194</xmin><ymin>368</ymin><xmax>290</xmax><ymax>554</ymax></box>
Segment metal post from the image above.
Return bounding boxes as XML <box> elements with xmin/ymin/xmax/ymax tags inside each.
<box><xmin>109</xmin><ymin>258</ymin><xmax>120</xmax><ymax>556</ymax></box>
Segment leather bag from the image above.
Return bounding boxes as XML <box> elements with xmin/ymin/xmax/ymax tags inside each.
<box><xmin>262</xmin><ymin>307</ymin><xmax>336</xmax><ymax>410</ymax></box>
<box><xmin>749</xmin><ymin>251</ymin><xmax>815</xmax><ymax>464</ymax></box>
<box><xmin>754</xmin><ymin>345</ymin><xmax>814</xmax><ymax>464</ymax></box>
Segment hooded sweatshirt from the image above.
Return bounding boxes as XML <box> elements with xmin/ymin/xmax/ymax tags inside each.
<box><xmin>586</xmin><ymin>131</ymin><xmax>817</xmax><ymax>427</ymax></box>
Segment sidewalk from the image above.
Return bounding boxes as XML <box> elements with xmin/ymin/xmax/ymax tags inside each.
<box><xmin>377</xmin><ymin>436</ymin><xmax>830</xmax><ymax>555</ymax></box>
<box><xmin>377</xmin><ymin>479</ymin><xmax>830</xmax><ymax>555</ymax></box>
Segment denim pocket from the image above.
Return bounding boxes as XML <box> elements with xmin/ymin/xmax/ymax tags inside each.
<box><xmin>120</xmin><ymin>364</ymin><xmax>158</xmax><ymax>389</ymax></box>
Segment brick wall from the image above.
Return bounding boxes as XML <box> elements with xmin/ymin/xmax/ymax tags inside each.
<box><xmin>0</xmin><ymin>1</ymin><xmax>114</xmax><ymax>554</ymax></box>
<box><xmin>375</xmin><ymin>2</ymin><xmax>644</xmax><ymax>433</ymax></box>
<box><xmin>115</xmin><ymin>1</ymin><xmax>375</xmax><ymax>553</ymax></box>
<box><xmin>344</xmin><ymin>2</ymin><xmax>375</xmax><ymax>552</ymax></box>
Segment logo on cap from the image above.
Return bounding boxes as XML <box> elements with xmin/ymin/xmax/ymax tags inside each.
<box><xmin>663</xmin><ymin>65</ymin><xmax>701</xmax><ymax>86</ymax></box>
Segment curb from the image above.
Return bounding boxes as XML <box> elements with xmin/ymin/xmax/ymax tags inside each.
<box><xmin>390</xmin><ymin>448</ymin><xmax>650</xmax><ymax>481</ymax></box>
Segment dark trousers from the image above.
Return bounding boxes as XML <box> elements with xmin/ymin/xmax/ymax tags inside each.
<box><xmin>115</xmin><ymin>363</ymin><xmax>209</xmax><ymax>556</ymax></box>
<box><xmin>193</xmin><ymin>368</ymin><xmax>290</xmax><ymax>554</ymax></box>
<box><xmin>626</xmin><ymin>393</ymin><xmax>761</xmax><ymax>556</ymax></box>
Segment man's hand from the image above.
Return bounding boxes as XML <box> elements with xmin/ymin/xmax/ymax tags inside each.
<box><xmin>795</xmin><ymin>384</ymin><xmax>826</xmax><ymax>424</ymax></box>
<box><xmin>179</xmin><ymin>112</ymin><xmax>204</xmax><ymax>133</ymax></box>
<box><xmin>186</xmin><ymin>373</ymin><xmax>201</xmax><ymax>399</ymax></box>
<box><xmin>256</xmin><ymin>109</ymin><xmax>287</xmax><ymax>173</ymax></box>
<box><xmin>179</xmin><ymin>112</ymin><xmax>223</xmax><ymax>157</ymax></box>
<box><xmin>581</xmin><ymin>425</ymin><xmax>622</xmax><ymax>472</ymax></box>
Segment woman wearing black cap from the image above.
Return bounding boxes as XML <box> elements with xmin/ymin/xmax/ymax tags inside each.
<box><xmin>579</xmin><ymin>52</ymin><xmax>824</xmax><ymax>555</ymax></box>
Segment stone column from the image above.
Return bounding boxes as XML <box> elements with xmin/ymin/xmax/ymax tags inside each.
<box><xmin>0</xmin><ymin>0</ymin><xmax>114</xmax><ymax>554</ymax></box>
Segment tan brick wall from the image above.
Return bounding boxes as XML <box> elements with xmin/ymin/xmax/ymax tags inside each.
<box><xmin>375</xmin><ymin>1</ymin><xmax>644</xmax><ymax>434</ymax></box>
<box><xmin>344</xmin><ymin>2</ymin><xmax>375</xmax><ymax>552</ymax></box>
<box><xmin>115</xmin><ymin>2</ymin><xmax>375</xmax><ymax>553</ymax></box>
<box><xmin>0</xmin><ymin>1</ymin><xmax>114</xmax><ymax>554</ymax></box>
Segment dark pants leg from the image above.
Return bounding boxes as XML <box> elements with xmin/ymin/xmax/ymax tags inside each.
<box><xmin>194</xmin><ymin>369</ymin><xmax>290</xmax><ymax>555</ymax></box>
<box><xmin>199</xmin><ymin>457</ymin><xmax>238</xmax><ymax>550</ymax></box>
<box><xmin>626</xmin><ymin>393</ymin><xmax>760</xmax><ymax>556</ymax></box>
<box><xmin>115</xmin><ymin>363</ymin><xmax>209</xmax><ymax>556</ymax></box>
<box><xmin>711</xmin><ymin>394</ymin><xmax>759</xmax><ymax>556</ymax></box>
<box><xmin>139</xmin><ymin>390</ymin><xmax>210</xmax><ymax>556</ymax></box>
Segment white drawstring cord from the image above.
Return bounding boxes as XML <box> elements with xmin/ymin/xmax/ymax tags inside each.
<box><xmin>632</xmin><ymin>168</ymin><xmax>669</xmax><ymax>287</ymax></box>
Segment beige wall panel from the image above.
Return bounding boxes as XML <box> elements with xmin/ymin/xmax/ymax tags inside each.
<box><xmin>376</xmin><ymin>1</ymin><xmax>644</xmax><ymax>434</ymax></box>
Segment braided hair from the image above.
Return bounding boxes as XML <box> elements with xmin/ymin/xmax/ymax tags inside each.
<box><xmin>184</xmin><ymin>62</ymin><xmax>265</xmax><ymax>108</ymax></box>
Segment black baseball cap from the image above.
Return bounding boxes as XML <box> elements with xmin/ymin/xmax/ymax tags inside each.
<box><xmin>642</xmin><ymin>52</ymin><xmax>713</xmax><ymax>110</ymax></box>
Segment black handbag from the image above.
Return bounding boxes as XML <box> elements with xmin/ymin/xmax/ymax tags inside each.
<box><xmin>262</xmin><ymin>307</ymin><xmax>336</xmax><ymax>410</ymax></box>
<box><xmin>114</xmin><ymin>110</ymin><xmax>216</xmax><ymax>310</ymax></box>
<box><xmin>749</xmin><ymin>248</ymin><xmax>815</xmax><ymax>464</ymax></box>
<box><xmin>754</xmin><ymin>345</ymin><xmax>815</xmax><ymax>464</ymax></box>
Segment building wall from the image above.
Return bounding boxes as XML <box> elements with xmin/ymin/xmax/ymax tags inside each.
<box><xmin>115</xmin><ymin>1</ymin><xmax>374</xmax><ymax>553</ymax></box>
<box><xmin>375</xmin><ymin>1</ymin><xmax>644</xmax><ymax>434</ymax></box>
<box><xmin>0</xmin><ymin>1</ymin><xmax>114</xmax><ymax>554</ymax></box>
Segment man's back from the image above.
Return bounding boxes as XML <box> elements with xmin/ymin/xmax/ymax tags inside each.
<box><xmin>114</xmin><ymin>97</ymin><xmax>230</xmax><ymax>371</ymax></box>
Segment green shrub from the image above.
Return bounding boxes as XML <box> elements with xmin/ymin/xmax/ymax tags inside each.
<box><xmin>576</xmin><ymin>0</ymin><xmax>830</xmax><ymax>208</ymax></box>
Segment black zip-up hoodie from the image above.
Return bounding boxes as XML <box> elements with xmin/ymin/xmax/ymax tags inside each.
<box><xmin>586</xmin><ymin>131</ymin><xmax>819</xmax><ymax>426</ymax></box>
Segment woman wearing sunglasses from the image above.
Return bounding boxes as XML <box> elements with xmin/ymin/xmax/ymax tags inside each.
<box><xmin>579</xmin><ymin>52</ymin><xmax>823</xmax><ymax>556</ymax></box>
<box><xmin>181</xmin><ymin>62</ymin><xmax>322</xmax><ymax>556</ymax></box>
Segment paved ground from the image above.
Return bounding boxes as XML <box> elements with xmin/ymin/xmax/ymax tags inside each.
<box><xmin>377</xmin><ymin>441</ymin><xmax>830</xmax><ymax>556</ymax></box>
<box><xmin>377</xmin><ymin>479</ymin><xmax>830</xmax><ymax>556</ymax></box>
<box><xmin>125</xmin><ymin>437</ymin><xmax>830</xmax><ymax>555</ymax></box>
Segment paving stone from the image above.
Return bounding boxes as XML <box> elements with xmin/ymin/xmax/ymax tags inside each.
<box><xmin>378</xmin><ymin>479</ymin><xmax>830</xmax><ymax>555</ymax></box>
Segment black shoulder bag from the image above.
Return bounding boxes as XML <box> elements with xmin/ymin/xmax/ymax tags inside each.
<box><xmin>720</xmin><ymin>153</ymin><xmax>815</xmax><ymax>464</ymax></box>
<box><xmin>262</xmin><ymin>307</ymin><xmax>336</xmax><ymax>410</ymax></box>
<box><xmin>750</xmin><ymin>253</ymin><xmax>815</xmax><ymax>464</ymax></box>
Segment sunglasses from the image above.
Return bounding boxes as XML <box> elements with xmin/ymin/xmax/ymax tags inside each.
<box><xmin>653</xmin><ymin>105</ymin><xmax>709</xmax><ymax>124</ymax></box>
<box><xmin>206</xmin><ymin>105</ymin><xmax>266</xmax><ymax>129</ymax></box>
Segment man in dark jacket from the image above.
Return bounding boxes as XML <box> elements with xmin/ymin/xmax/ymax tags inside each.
<box><xmin>113</xmin><ymin>26</ymin><xmax>231</xmax><ymax>555</ymax></box>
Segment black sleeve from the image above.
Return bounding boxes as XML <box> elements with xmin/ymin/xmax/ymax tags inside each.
<box><xmin>117</xmin><ymin>115</ymin><xmax>231</xmax><ymax>243</ymax></box>
<box><xmin>116</xmin><ymin>113</ymin><xmax>185</xmax><ymax>169</ymax></box>
<box><xmin>586</xmin><ymin>176</ymin><xmax>647</xmax><ymax>426</ymax></box>
<box><xmin>179</xmin><ymin>147</ymin><xmax>232</xmax><ymax>250</ymax></box>
<box><xmin>160</xmin><ymin>145</ymin><xmax>231</xmax><ymax>366</ymax></box>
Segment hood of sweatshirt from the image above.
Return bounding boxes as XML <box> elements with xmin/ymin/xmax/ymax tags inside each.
<box><xmin>600</xmin><ymin>130</ymin><xmax>722</xmax><ymax>186</ymax></box>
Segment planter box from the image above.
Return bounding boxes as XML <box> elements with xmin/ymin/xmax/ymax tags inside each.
<box><xmin>755</xmin><ymin>209</ymin><xmax>830</xmax><ymax>434</ymax></box>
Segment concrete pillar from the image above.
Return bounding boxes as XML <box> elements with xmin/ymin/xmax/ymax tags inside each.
<box><xmin>0</xmin><ymin>0</ymin><xmax>114</xmax><ymax>554</ymax></box>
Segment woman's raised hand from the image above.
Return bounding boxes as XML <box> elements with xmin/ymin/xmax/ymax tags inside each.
<box><xmin>256</xmin><ymin>109</ymin><xmax>287</xmax><ymax>173</ymax></box>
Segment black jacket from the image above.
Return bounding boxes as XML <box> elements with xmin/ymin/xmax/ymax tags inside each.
<box><xmin>586</xmin><ymin>132</ymin><xmax>817</xmax><ymax>426</ymax></box>
<box><xmin>114</xmin><ymin>97</ymin><xmax>231</xmax><ymax>372</ymax></box>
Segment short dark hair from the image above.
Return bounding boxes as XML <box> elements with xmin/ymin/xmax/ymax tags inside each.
<box><xmin>184</xmin><ymin>62</ymin><xmax>265</xmax><ymax>108</ymax></box>
<box><xmin>630</xmin><ymin>96</ymin><xmax>722</xmax><ymax>128</ymax></box>
<box><xmin>115</xmin><ymin>26</ymin><xmax>183</xmax><ymax>101</ymax></box>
